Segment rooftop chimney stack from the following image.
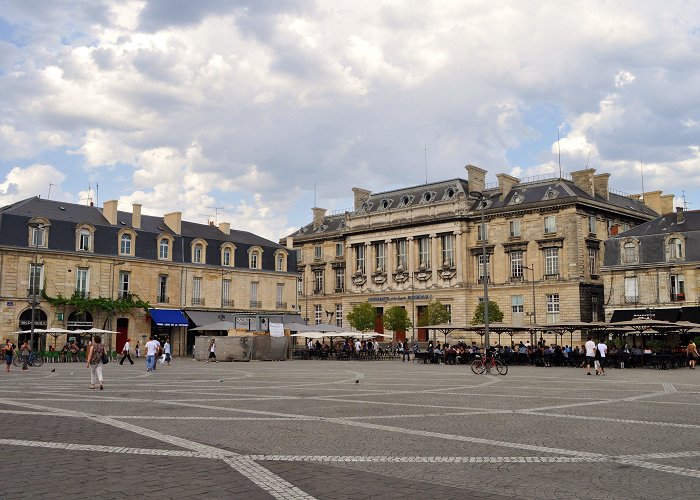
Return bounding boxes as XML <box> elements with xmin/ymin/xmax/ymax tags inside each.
<box><xmin>642</xmin><ymin>191</ymin><xmax>663</xmax><ymax>214</ymax></box>
<box><xmin>132</xmin><ymin>203</ymin><xmax>142</xmax><ymax>229</ymax></box>
<box><xmin>661</xmin><ymin>195</ymin><xmax>674</xmax><ymax>215</ymax></box>
<box><xmin>496</xmin><ymin>173</ymin><xmax>520</xmax><ymax>200</ymax></box>
<box><xmin>676</xmin><ymin>206</ymin><xmax>685</xmax><ymax>224</ymax></box>
<box><xmin>312</xmin><ymin>207</ymin><xmax>327</xmax><ymax>229</ymax></box>
<box><xmin>103</xmin><ymin>200</ymin><xmax>118</xmax><ymax>225</ymax></box>
<box><xmin>466</xmin><ymin>164</ymin><xmax>486</xmax><ymax>194</ymax></box>
<box><xmin>352</xmin><ymin>188</ymin><xmax>372</xmax><ymax>210</ymax></box>
<box><xmin>570</xmin><ymin>169</ymin><xmax>596</xmax><ymax>197</ymax></box>
<box><xmin>593</xmin><ymin>173</ymin><xmax>610</xmax><ymax>201</ymax></box>
<box><xmin>164</xmin><ymin>211</ymin><xmax>182</xmax><ymax>235</ymax></box>
<box><xmin>218</xmin><ymin>222</ymin><xmax>230</xmax><ymax>235</ymax></box>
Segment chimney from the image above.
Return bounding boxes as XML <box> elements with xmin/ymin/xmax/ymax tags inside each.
<box><xmin>676</xmin><ymin>206</ymin><xmax>685</xmax><ymax>224</ymax></box>
<box><xmin>661</xmin><ymin>195</ymin><xmax>674</xmax><ymax>215</ymax></box>
<box><xmin>131</xmin><ymin>203</ymin><xmax>142</xmax><ymax>229</ymax></box>
<box><xmin>466</xmin><ymin>164</ymin><xmax>486</xmax><ymax>194</ymax></box>
<box><xmin>312</xmin><ymin>207</ymin><xmax>327</xmax><ymax>229</ymax></box>
<box><xmin>164</xmin><ymin>211</ymin><xmax>182</xmax><ymax>235</ymax></box>
<box><xmin>286</xmin><ymin>236</ymin><xmax>294</xmax><ymax>249</ymax></box>
<box><xmin>642</xmin><ymin>191</ymin><xmax>662</xmax><ymax>214</ymax></box>
<box><xmin>629</xmin><ymin>194</ymin><xmax>641</xmax><ymax>201</ymax></box>
<box><xmin>496</xmin><ymin>173</ymin><xmax>520</xmax><ymax>199</ymax></box>
<box><xmin>570</xmin><ymin>168</ymin><xmax>596</xmax><ymax>197</ymax></box>
<box><xmin>103</xmin><ymin>200</ymin><xmax>118</xmax><ymax>225</ymax></box>
<box><xmin>352</xmin><ymin>188</ymin><xmax>371</xmax><ymax>210</ymax></box>
<box><xmin>218</xmin><ymin>222</ymin><xmax>230</xmax><ymax>235</ymax></box>
<box><xmin>593</xmin><ymin>173</ymin><xmax>610</xmax><ymax>201</ymax></box>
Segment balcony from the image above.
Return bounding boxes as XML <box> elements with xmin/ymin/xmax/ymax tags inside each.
<box><xmin>157</xmin><ymin>295</ymin><xmax>169</xmax><ymax>304</ymax></box>
<box><xmin>192</xmin><ymin>297</ymin><xmax>206</xmax><ymax>306</ymax></box>
<box><xmin>335</xmin><ymin>287</ymin><xmax>345</xmax><ymax>293</ymax></box>
<box><xmin>222</xmin><ymin>299</ymin><xmax>235</xmax><ymax>307</ymax></box>
<box><xmin>276</xmin><ymin>302</ymin><xmax>287</xmax><ymax>309</ymax></box>
<box><xmin>671</xmin><ymin>293</ymin><xmax>685</xmax><ymax>302</ymax></box>
<box><xmin>544</xmin><ymin>273</ymin><xmax>560</xmax><ymax>281</ymax></box>
<box><xmin>477</xmin><ymin>277</ymin><xmax>492</xmax><ymax>284</ymax></box>
<box><xmin>250</xmin><ymin>300</ymin><xmax>262</xmax><ymax>308</ymax></box>
<box><xmin>624</xmin><ymin>295</ymin><xmax>639</xmax><ymax>304</ymax></box>
<box><xmin>313</xmin><ymin>288</ymin><xmax>324</xmax><ymax>295</ymax></box>
<box><xmin>26</xmin><ymin>287</ymin><xmax>44</xmax><ymax>297</ymax></box>
<box><xmin>117</xmin><ymin>291</ymin><xmax>132</xmax><ymax>300</ymax></box>
<box><xmin>74</xmin><ymin>290</ymin><xmax>90</xmax><ymax>299</ymax></box>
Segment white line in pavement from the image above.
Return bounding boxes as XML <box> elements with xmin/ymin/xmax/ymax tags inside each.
<box><xmin>662</xmin><ymin>383</ymin><xmax>677</xmax><ymax>392</ymax></box>
<box><xmin>615</xmin><ymin>459</ymin><xmax>700</xmax><ymax>479</ymax></box>
<box><xmin>0</xmin><ymin>438</ymin><xmax>216</xmax><ymax>458</ymax></box>
<box><xmin>248</xmin><ymin>455</ymin><xmax>605</xmax><ymax>463</ymax></box>
<box><xmin>224</xmin><ymin>457</ymin><xmax>318</xmax><ymax>500</ymax></box>
<box><xmin>521</xmin><ymin>411</ymin><xmax>700</xmax><ymax>429</ymax></box>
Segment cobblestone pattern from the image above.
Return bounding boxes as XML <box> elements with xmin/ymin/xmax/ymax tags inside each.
<box><xmin>0</xmin><ymin>360</ymin><xmax>698</xmax><ymax>499</ymax></box>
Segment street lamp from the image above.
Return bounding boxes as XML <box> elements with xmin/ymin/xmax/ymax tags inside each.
<box><xmin>108</xmin><ymin>261</ymin><xmax>126</xmax><ymax>331</ymax></box>
<box><xmin>27</xmin><ymin>222</ymin><xmax>44</xmax><ymax>349</ymax></box>
<box><xmin>523</xmin><ymin>265</ymin><xmax>537</xmax><ymax>325</ymax></box>
<box><xmin>469</xmin><ymin>190</ymin><xmax>500</xmax><ymax>349</ymax></box>
<box><xmin>411</xmin><ymin>272</ymin><xmax>416</xmax><ymax>345</ymax></box>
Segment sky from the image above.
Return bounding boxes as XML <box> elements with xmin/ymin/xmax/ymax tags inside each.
<box><xmin>0</xmin><ymin>0</ymin><xmax>699</xmax><ymax>241</ymax></box>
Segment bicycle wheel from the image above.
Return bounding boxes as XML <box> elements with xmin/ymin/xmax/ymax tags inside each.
<box><xmin>471</xmin><ymin>359</ymin><xmax>485</xmax><ymax>375</ymax></box>
<box><xmin>495</xmin><ymin>359</ymin><xmax>508</xmax><ymax>375</ymax></box>
<box><xmin>12</xmin><ymin>355</ymin><xmax>22</xmax><ymax>367</ymax></box>
<box><xmin>32</xmin><ymin>355</ymin><xmax>44</xmax><ymax>367</ymax></box>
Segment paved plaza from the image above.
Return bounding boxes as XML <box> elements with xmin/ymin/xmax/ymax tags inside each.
<box><xmin>0</xmin><ymin>358</ymin><xmax>699</xmax><ymax>499</ymax></box>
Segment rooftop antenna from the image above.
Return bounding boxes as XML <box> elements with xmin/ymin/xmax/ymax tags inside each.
<box><xmin>314</xmin><ymin>181</ymin><xmax>317</xmax><ymax>207</ymax></box>
<box><xmin>682</xmin><ymin>190</ymin><xmax>691</xmax><ymax>210</ymax></box>
<box><xmin>557</xmin><ymin>128</ymin><xmax>562</xmax><ymax>179</ymax></box>
<box><xmin>96</xmin><ymin>182</ymin><xmax>99</xmax><ymax>207</ymax></box>
<box><xmin>47</xmin><ymin>183</ymin><xmax>56</xmax><ymax>200</ymax></box>
<box><xmin>424</xmin><ymin>146</ymin><xmax>428</xmax><ymax>184</ymax></box>
<box><xmin>206</xmin><ymin>206</ymin><xmax>224</xmax><ymax>224</ymax></box>
<box><xmin>640</xmin><ymin>160</ymin><xmax>645</xmax><ymax>204</ymax></box>
<box><xmin>585</xmin><ymin>148</ymin><xmax>592</xmax><ymax>169</ymax></box>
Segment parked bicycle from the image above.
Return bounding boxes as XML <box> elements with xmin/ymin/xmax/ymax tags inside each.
<box><xmin>470</xmin><ymin>351</ymin><xmax>507</xmax><ymax>375</ymax></box>
<box><xmin>12</xmin><ymin>350</ymin><xmax>45</xmax><ymax>367</ymax></box>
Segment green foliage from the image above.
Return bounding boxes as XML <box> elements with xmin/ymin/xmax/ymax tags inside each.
<box><xmin>470</xmin><ymin>301</ymin><xmax>505</xmax><ymax>325</ymax></box>
<box><xmin>417</xmin><ymin>300</ymin><xmax>451</xmax><ymax>327</ymax></box>
<box><xmin>347</xmin><ymin>302</ymin><xmax>377</xmax><ymax>332</ymax></box>
<box><xmin>42</xmin><ymin>290</ymin><xmax>150</xmax><ymax>313</ymax></box>
<box><xmin>383</xmin><ymin>306</ymin><xmax>412</xmax><ymax>333</ymax></box>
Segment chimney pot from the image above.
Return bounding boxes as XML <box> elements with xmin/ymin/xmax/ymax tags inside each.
<box><xmin>676</xmin><ymin>206</ymin><xmax>685</xmax><ymax>224</ymax></box>
<box><xmin>466</xmin><ymin>164</ymin><xmax>487</xmax><ymax>194</ymax></box>
<box><xmin>132</xmin><ymin>203</ymin><xmax>142</xmax><ymax>229</ymax></box>
<box><xmin>164</xmin><ymin>211</ymin><xmax>182</xmax><ymax>235</ymax></box>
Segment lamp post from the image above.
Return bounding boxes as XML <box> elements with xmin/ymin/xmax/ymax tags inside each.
<box><xmin>523</xmin><ymin>265</ymin><xmax>537</xmax><ymax>324</ymax></box>
<box><xmin>411</xmin><ymin>272</ymin><xmax>416</xmax><ymax>345</ymax></box>
<box><xmin>27</xmin><ymin>222</ymin><xmax>43</xmax><ymax>350</ymax></box>
<box><xmin>108</xmin><ymin>261</ymin><xmax>126</xmax><ymax>331</ymax></box>
<box><xmin>469</xmin><ymin>190</ymin><xmax>500</xmax><ymax>349</ymax></box>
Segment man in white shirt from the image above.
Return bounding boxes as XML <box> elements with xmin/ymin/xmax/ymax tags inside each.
<box><xmin>119</xmin><ymin>338</ymin><xmax>134</xmax><ymax>366</ymax></box>
<box><xmin>584</xmin><ymin>336</ymin><xmax>597</xmax><ymax>376</ymax></box>
<box><xmin>145</xmin><ymin>336</ymin><xmax>158</xmax><ymax>372</ymax></box>
<box><xmin>354</xmin><ymin>339</ymin><xmax>362</xmax><ymax>353</ymax></box>
<box><xmin>164</xmin><ymin>338</ymin><xmax>171</xmax><ymax>366</ymax></box>
<box><xmin>596</xmin><ymin>339</ymin><xmax>608</xmax><ymax>375</ymax></box>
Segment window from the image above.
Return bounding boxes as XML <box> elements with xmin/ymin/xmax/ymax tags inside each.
<box><xmin>545</xmin><ymin>248</ymin><xmax>559</xmax><ymax>275</ymax></box>
<box><xmin>396</xmin><ymin>239</ymin><xmax>407</xmax><ymax>270</ymax></box>
<box><xmin>314</xmin><ymin>245</ymin><xmax>322</xmax><ymax>260</ymax></box>
<box><xmin>297</xmin><ymin>276</ymin><xmax>304</xmax><ymax>296</ymax></box>
<box><xmin>159</xmin><ymin>238</ymin><xmax>170</xmax><ymax>259</ymax></box>
<box><xmin>355</xmin><ymin>245</ymin><xmax>366</xmax><ymax>274</ymax></box>
<box><xmin>335</xmin><ymin>303</ymin><xmax>343</xmax><ymax>327</ymax></box>
<box><xmin>509</xmin><ymin>220</ymin><xmax>521</xmax><ymax>238</ymax></box>
<box><xmin>588</xmin><ymin>248</ymin><xmax>598</xmax><ymax>277</ymax></box>
<box><xmin>276</xmin><ymin>283</ymin><xmax>284</xmax><ymax>308</ymax></box>
<box><xmin>478</xmin><ymin>254</ymin><xmax>490</xmax><ymax>282</ymax></box>
<box><xmin>375</xmin><ymin>242</ymin><xmax>385</xmax><ymax>272</ymax></box>
<box><xmin>441</xmin><ymin>234</ymin><xmax>454</xmax><ymax>267</ymax></box>
<box><xmin>314</xmin><ymin>304</ymin><xmax>323</xmax><ymax>325</ymax></box>
<box><xmin>314</xmin><ymin>269</ymin><xmax>324</xmax><ymax>294</ymax></box>
<box><xmin>670</xmin><ymin>274</ymin><xmax>685</xmax><ymax>301</ymax></box>
<box><xmin>588</xmin><ymin>215</ymin><xmax>596</xmax><ymax>235</ymax></box>
<box><xmin>511</xmin><ymin>295</ymin><xmax>524</xmax><ymax>313</ymax></box>
<box><xmin>335</xmin><ymin>267</ymin><xmax>345</xmax><ymax>292</ymax></box>
<box><xmin>623</xmin><ymin>241</ymin><xmax>638</xmax><ymax>264</ymax></box>
<box><xmin>418</xmin><ymin>237</ymin><xmax>430</xmax><ymax>269</ymax></box>
<box><xmin>79</xmin><ymin>229</ymin><xmax>91</xmax><ymax>251</ymax></box>
<box><xmin>546</xmin><ymin>294</ymin><xmax>560</xmax><ymax>323</ymax></box>
<box><xmin>118</xmin><ymin>271</ymin><xmax>129</xmax><ymax>299</ymax></box>
<box><xmin>335</xmin><ymin>243</ymin><xmax>344</xmax><ymax>257</ymax></box>
<box><xmin>295</xmin><ymin>248</ymin><xmax>303</xmax><ymax>262</ymax></box>
<box><xmin>510</xmin><ymin>250</ymin><xmax>523</xmax><ymax>278</ymax></box>
<box><xmin>668</xmin><ymin>237</ymin><xmax>683</xmax><ymax>260</ymax></box>
<box><xmin>250</xmin><ymin>250</ymin><xmax>260</xmax><ymax>269</ymax></box>
<box><xmin>477</xmin><ymin>222</ymin><xmax>488</xmax><ymax>241</ymax></box>
<box><xmin>120</xmin><ymin>234</ymin><xmax>132</xmax><ymax>255</ymax></box>
<box><xmin>158</xmin><ymin>275</ymin><xmax>168</xmax><ymax>303</ymax></box>
<box><xmin>76</xmin><ymin>268</ymin><xmax>89</xmax><ymax>297</ymax></box>
<box><xmin>223</xmin><ymin>248</ymin><xmax>232</xmax><ymax>266</ymax></box>
<box><xmin>31</xmin><ymin>226</ymin><xmax>46</xmax><ymax>247</ymax></box>
<box><xmin>624</xmin><ymin>277</ymin><xmax>639</xmax><ymax>303</ymax></box>
<box><xmin>193</xmin><ymin>244</ymin><xmax>203</xmax><ymax>264</ymax></box>
<box><xmin>28</xmin><ymin>263</ymin><xmax>43</xmax><ymax>296</ymax></box>
<box><xmin>192</xmin><ymin>277</ymin><xmax>203</xmax><ymax>305</ymax></box>
<box><xmin>544</xmin><ymin>216</ymin><xmax>556</xmax><ymax>234</ymax></box>
<box><xmin>250</xmin><ymin>281</ymin><xmax>260</xmax><ymax>307</ymax></box>
<box><xmin>223</xmin><ymin>279</ymin><xmax>232</xmax><ymax>307</ymax></box>
<box><xmin>276</xmin><ymin>253</ymin><xmax>284</xmax><ymax>271</ymax></box>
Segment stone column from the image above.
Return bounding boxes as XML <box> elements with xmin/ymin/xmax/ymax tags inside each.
<box><xmin>407</xmin><ymin>236</ymin><xmax>415</xmax><ymax>282</ymax></box>
<box><xmin>345</xmin><ymin>242</ymin><xmax>352</xmax><ymax>290</ymax></box>
<box><xmin>430</xmin><ymin>233</ymin><xmax>438</xmax><ymax>283</ymax></box>
<box><xmin>386</xmin><ymin>239</ymin><xmax>394</xmax><ymax>276</ymax></box>
<box><xmin>454</xmin><ymin>231</ymin><xmax>463</xmax><ymax>282</ymax></box>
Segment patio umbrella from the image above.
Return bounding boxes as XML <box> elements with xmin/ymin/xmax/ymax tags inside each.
<box><xmin>283</xmin><ymin>322</ymin><xmax>313</xmax><ymax>332</ymax></box>
<box><xmin>419</xmin><ymin>323</ymin><xmax>467</xmax><ymax>344</ymax></box>
<box><xmin>41</xmin><ymin>327</ymin><xmax>73</xmax><ymax>348</ymax></box>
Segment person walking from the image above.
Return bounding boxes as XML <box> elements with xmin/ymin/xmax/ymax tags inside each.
<box><xmin>163</xmin><ymin>338</ymin><xmax>171</xmax><ymax>366</ymax></box>
<box><xmin>86</xmin><ymin>335</ymin><xmax>106</xmax><ymax>390</ymax></box>
<box><xmin>19</xmin><ymin>339</ymin><xmax>31</xmax><ymax>372</ymax></box>
<box><xmin>134</xmin><ymin>341</ymin><xmax>141</xmax><ymax>358</ymax></box>
<box><xmin>688</xmin><ymin>340</ymin><xmax>698</xmax><ymax>369</ymax></box>
<box><xmin>3</xmin><ymin>339</ymin><xmax>14</xmax><ymax>373</ymax></box>
<box><xmin>596</xmin><ymin>338</ymin><xmax>608</xmax><ymax>375</ymax></box>
<box><xmin>584</xmin><ymin>336</ymin><xmax>596</xmax><ymax>376</ymax></box>
<box><xmin>119</xmin><ymin>338</ymin><xmax>134</xmax><ymax>365</ymax></box>
<box><xmin>207</xmin><ymin>338</ymin><xmax>217</xmax><ymax>363</ymax></box>
<box><xmin>145</xmin><ymin>336</ymin><xmax>158</xmax><ymax>371</ymax></box>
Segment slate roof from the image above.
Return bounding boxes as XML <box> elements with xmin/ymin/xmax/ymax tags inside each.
<box><xmin>612</xmin><ymin>210</ymin><xmax>700</xmax><ymax>237</ymax></box>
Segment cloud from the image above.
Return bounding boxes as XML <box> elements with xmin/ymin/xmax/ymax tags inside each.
<box><xmin>0</xmin><ymin>164</ymin><xmax>69</xmax><ymax>205</ymax></box>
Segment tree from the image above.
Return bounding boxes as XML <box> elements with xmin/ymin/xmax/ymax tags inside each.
<box><xmin>347</xmin><ymin>302</ymin><xmax>377</xmax><ymax>332</ymax></box>
<box><xmin>471</xmin><ymin>301</ymin><xmax>504</xmax><ymax>325</ymax></box>
<box><xmin>383</xmin><ymin>306</ymin><xmax>412</xmax><ymax>333</ymax></box>
<box><xmin>418</xmin><ymin>300</ymin><xmax>451</xmax><ymax>326</ymax></box>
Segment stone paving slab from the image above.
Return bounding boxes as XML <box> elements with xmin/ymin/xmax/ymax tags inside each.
<box><xmin>0</xmin><ymin>361</ymin><xmax>698</xmax><ymax>499</ymax></box>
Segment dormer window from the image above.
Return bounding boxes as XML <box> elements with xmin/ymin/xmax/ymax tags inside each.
<box><xmin>420</xmin><ymin>191</ymin><xmax>436</xmax><ymax>204</ymax></box>
<box><xmin>622</xmin><ymin>240</ymin><xmax>639</xmax><ymax>264</ymax></box>
<box><xmin>159</xmin><ymin>237</ymin><xmax>170</xmax><ymax>260</ymax></box>
<box><xmin>121</xmin><ymin>233</ymin><xmax>132</xmax><ymax>255</ymax></box>
<box><xmin>544</xmin><ymin>187</ymin><xmax>559</xmax><ymax>200</ymax></box>
<box><xmin>274</xmin><ymin>250</ymin><xmax>288</xmax><ymax>272</ymax></box>
<box><xmin>443</xmin><ymin>187</ymin><xmax>456</xmax><ymax>200</ymax></box>
<box><xmin>248</xmin><ymin>246</ymin><xmax>263</xmax><ymax>269</ymax></box>
<box><xmin>398</xmin><ymin>195</ymin><xmax>413</xmax><ymax>207</ymax></box>
<box><xmin>79</xmin><ymin>230</ymin><xmax>90</xmax><ymax>251</ymax></box>
<box><xmin>194</xmin><ymin>244</ymin><xmax>203</xmax><ymax>263</ymax></box>
<box><xmin>191</xmin><ymin>239</ymin><xmax>208</xmax><ymax>264</ymax></box>
<box><xmin>74</xmin><ymin>223</ymin><xmax>95</xmax><ymax>253</ymax></box>
<box><xmin>666</xmin><ymin>236</ymin><xmax>684</xmax><ymax>261</ymax></box>
<box><xmin>510</xmin><ymin>193</ymin><xmax>524</xmax><ymax>205</ymax></box>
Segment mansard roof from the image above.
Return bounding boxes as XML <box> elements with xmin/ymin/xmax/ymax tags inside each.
<box><xmin>611</xmin><ymin>209</ymin><xmax>700</xmax><ymax>238</ymax></box>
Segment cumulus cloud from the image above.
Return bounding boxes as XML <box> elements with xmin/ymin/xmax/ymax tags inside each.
<box><xmin>0</xmin><ymin>164</ymin><xmax>69</xmax><ymax>205</ymax></box>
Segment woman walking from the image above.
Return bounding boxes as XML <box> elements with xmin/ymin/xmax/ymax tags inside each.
<box><xmin>86</xmin><ymin>335</ymin><xmax>106</xmax><ymax>390</ymax></box>
<box><xmin>688</xmin><ymin>340</ymin><xmax>698</xmax><ymax>369</ymax></box>
<box><xmin>3</xmin><ymin>339</ymin><xmax>14</xmax><ymax>372</ymax></box>
<box><xmin>207</xmin><ymin>338</ymin><xmax>217</xmax><ymax>363</ymax></box>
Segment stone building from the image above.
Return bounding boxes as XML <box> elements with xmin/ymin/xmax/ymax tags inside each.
<box><xmin>284</xmin><ymin>165</ymin><xmax>666</xmax><ymax>345</ymax></box>
<box><xmin>0</xmin><ymin>197</ymin><xmax>298</xmax><ymax>355</ymax></box>
<box><xmin>601</xmin><ymin>207</ymin><xmax>700</xmax><ymax>322</ymax></box>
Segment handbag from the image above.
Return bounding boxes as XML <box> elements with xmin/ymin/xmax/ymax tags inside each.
<box><xmin>101</xmin><ymin>346</ymin><xmax>109</xmax><ymax>364</ymax></box>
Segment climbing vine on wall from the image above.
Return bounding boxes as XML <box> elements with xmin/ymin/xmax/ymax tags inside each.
<box><xmin>42</xmin><ymin>290</ymin><xmax>150</xmax><ymax>314</ymax></box>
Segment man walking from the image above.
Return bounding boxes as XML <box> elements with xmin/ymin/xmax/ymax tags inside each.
<box><xmin>584</xmin><ymin>336</ymin><xmax>596</xmax><ymax>376</ymax></box>
<box><xmin>145</xmin><ymin>336</ymin><xmax>158</xmax><ymax>372</ymax></box>
<box><xmin>163</xmin><ymin>338</ymin><xmax>171</xmax><ymax>366</ymax></box>
<box><xmin>596</xmin><ymin>338</ymin><xmax>608</xmax><ymax>375</ymax></box>
<box><xmin>119</xmin><ymin>338</ymin><xmax>135</xmax><ymax>365</ymax></box>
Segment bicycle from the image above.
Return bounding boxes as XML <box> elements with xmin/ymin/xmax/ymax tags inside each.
<box><xmin>470</xmin><ymin>351</ymin><xmax>507</xmax><ymax>375</ymax></box>
<box><xmin>12</xmin><ymin>351</ymin><xmax>45</xmax><ymax>367</ymax></box>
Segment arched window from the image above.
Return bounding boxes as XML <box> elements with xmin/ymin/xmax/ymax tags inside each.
<box><xmin>622</xmin><ymin>241</ymin><xmax>639</xmax><ymax>264</ymax></box>
<box><xmin>193</xmin><ymin>244</ymin><xmax>203</xmax><ymax>263</ymax></box>
<box><xmin>249</xmin><ymin>247</ymin><xmax>263</xmax><ymax>269</ymax></box>
<box><xmin>75</xmin><ymin>223</ymin><xmax>95</xmax><ymax>252</ymax></box>
<box><xmin>159</xmin><ymin>237</ymin><xmax>170</xmax><ymax>260</ymax></box>
<box><xmin>190</xmin><ymin>239</ymin><xmax>207</xmax><ymax>264</ymax></box>
<box><xmin>223</xmin><ymin>248</ymin><xmax>232</xmax><ymax>266</ymax></box>
<box><xmin>120</xmin><ymin>233</ymin><xmax>132</xmax><ymax>255</ymax></box>
<box><xmin>274</xmin><ymin>250</ymin><xmax>287</xmax><ymax>272</ymax></box>
<box><xmin>220</xmin><ymin>243</ymin><xmax>235</xmax><ymax>267</ymax></box>
<box><xmin>667</xmin><ymin>237</ymin><xmax>683</xmax><ymax>260</ymax></box>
